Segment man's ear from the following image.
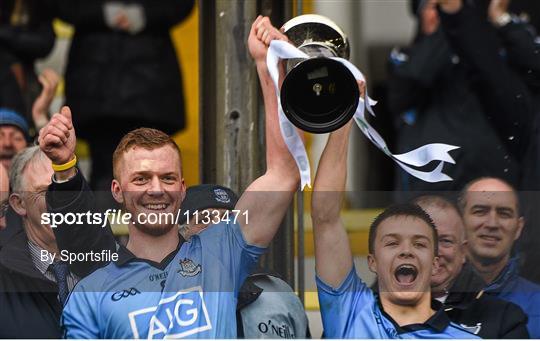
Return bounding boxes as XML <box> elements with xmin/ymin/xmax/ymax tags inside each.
<box><xmin>180</xmin><ymin>178</ymin><xmax>186</xmax><ymax>202</ymax></box>
<box><xmin>432</xmin><ymin>256</ymin><xmax>440</xmax><ymax>276</ymax></box>
<box><xmin>367</xmin><ymin>254</ymin><xmax>377</xmax><ymax>274</ymax></box>
<box><xmin>111</xmin><ymin>179</ymin><xmax>124</xmax><ymax>204</ymax></box>
<box><xmin>515</xmin><ymin>216</ymin><xmax>525</xmax><ymax>241</ymax></box>
<box><xmin>9</xmin><ymin>193</ymin><xmax>26</xmax><ymax>217</ymax></box>
<box><xmin>460</xmin><ymin>239</ymin><xmax>468</xmax><ymax>265</ymax></box>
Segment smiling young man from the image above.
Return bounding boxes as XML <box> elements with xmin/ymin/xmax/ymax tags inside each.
<box><xmin>38</xmin><ymin>16</ymin><xmax>299</xmax><ymax>339</ymax></box>
<box><xmin>311</xmin><ymin>122</ymin><xmax>478</xmax><ymax>338</ymax></box>
<box><xmin>459</xmin><ymin>177</ymin><xmax>540</xmax><ymax>337</ymax></box>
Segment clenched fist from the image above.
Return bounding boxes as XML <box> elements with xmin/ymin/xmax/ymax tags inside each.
<box><xmin>38</xmin><ymin>106</ymin><xmax>76</xmax><ymax>165</ymax></box>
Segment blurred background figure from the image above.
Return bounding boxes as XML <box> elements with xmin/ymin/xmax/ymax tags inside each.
<box><xmin>499</xmin><ymin>0</ymin><xmax>540</xmax><ymax>285</ymax></box>
<box><xmin>508</xmin><ymin>1</ymin><xmax>540</xmax><ymax>33</ymax></box>
<box><xmin>0</xmin><ymin>69</ymin><xmax>59</xmax><ymax>172</ymax></box>
<box><xmin>0</xmin><ymin>108</ymin><xmax>29</xmax><ymax>171</ymax></box>
<box><xmin>31</xmin><ymin>68</ymin><xmax>60</xmax><ymax>132</ymax></box>
<box><xmin>52</xmin><ymin>0</ymin><xmax>194</xmax><ymax>204</ymax></box>
<box><xmin>387</xmin><ymin>0</ymin><xmax>529</xmax><ymax>196</ymax></box>
<box><xmin>479</xmin><ymin>0</ymin><xmax>540</xmax><ymax>289</ymax></box>
<box><xmin>436</xmin><ymin>0</ymin><xmax>540</xmax><ymax>287</ymax></box>
<box><xmin>0</xmin><ymin>0</ymin><xmax>55</xmax><ymax>136</ymax></box>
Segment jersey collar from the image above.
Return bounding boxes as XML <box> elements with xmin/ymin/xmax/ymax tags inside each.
<box><xmin>377</xmin><ymin>295</ymin><xmax>450</xmax><ymax>334</ymax></box>
<box><xmin>115</xmin><ymin>235</ymin><xmax>185</xmax><ymax>270</ymax></box>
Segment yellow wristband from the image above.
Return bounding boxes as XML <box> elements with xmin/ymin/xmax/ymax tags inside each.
<box><xmin>52</xmin><ymin>155</ymin><xmax>77</xmax><ymax>172</ymax></box>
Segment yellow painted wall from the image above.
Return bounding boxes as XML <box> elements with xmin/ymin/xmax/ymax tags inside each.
<box><xmin>171</xmin><ymin>4</ymin><xmax>200</xmax><ymax>187</ymax></box>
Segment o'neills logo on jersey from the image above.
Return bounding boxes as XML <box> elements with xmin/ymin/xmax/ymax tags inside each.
<box><xmin>128</xmin><ymin>286</ymin><xmax>212</xmax><ymax>339</ymax></box>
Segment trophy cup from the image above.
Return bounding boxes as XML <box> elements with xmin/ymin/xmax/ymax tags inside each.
<box><xmin>280</xmin><ymin>14</ymin><xmax>359</xmax><ymax>134</ymax></box>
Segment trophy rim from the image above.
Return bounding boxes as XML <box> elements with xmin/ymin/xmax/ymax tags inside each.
<box><xmin>281</xmin><ymin>14</ymin><xmax>350</xmax><ymax>60</ymax></box>
<box><xmin>282</xmin><ymin>14</ymin><xmax>347</xmax><ymax>40</ymax></box>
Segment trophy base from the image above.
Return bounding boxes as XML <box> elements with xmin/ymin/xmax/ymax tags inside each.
<box><xmin>280</xmin><ymin>58</ymin><xmax>359</xmax><ymax>134</ymax></box>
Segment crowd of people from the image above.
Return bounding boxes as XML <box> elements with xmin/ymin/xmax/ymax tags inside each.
<box><xmin>0</xmin><ymin>0</ymin><xmax>540</xmax><ymax>339</ymax></box>
<box><xmin>388</xmin><ymin>0</ymin><xmax>540</xmax><ymax>289</ymax></box>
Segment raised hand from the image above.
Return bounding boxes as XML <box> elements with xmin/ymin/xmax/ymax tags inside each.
<box><xmin>488</xmin><ymin>0</ymin><xmax>511</xmax><ymax>24</ymax></box>
<box><xmin>421</xmin><ymin>0</ymin><xmax>440</xmax><ymax>35</ymax></box>
<box><xmin>114</xmin><ymin>11</ymin><xmax>131</xmax><ymax>31</ymax></box>
<box><xmin>38</xmin><ymin>106</ymin><xmax>76</xmax><ymax>165</ymax></box>
<box><xmin>32</xmin><ymin>68</ymin><xmax>60</xmax><ymax>131</ymax></box>
<box><xmin>248</xmin><ymin>15</ymin><xmax>288</xmax><ymax>65</ymax></box>
<box><xmin>438</xmin><ymin>0</ymin><xmax>463</xmax><ymax>14</ymax></box>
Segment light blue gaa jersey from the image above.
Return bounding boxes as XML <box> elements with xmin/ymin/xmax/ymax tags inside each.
<box><xmin>317</xmin><ymin>266</ymin><xmax>481</xmax><ymax>339</ymax></box>
<box><xmin>62</xmin><ymin>221</ymin><xmax>265</xmax><ymax>339</ymax></box>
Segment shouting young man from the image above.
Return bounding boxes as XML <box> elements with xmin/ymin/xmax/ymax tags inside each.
<box><xmin>38</xmin><ymin>16</ymin><xmax>299</xmax><ymax>339</ymax></box>
<box><xmin>311</xmin><ymin>121</ymin><xmax>479</xmax><ymax>338</ymax></box>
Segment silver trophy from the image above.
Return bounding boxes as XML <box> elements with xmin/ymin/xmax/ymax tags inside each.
<box><xmin>280</xmin><ymin>14</ymin><xmax>359</xmax><ymax>133</ymax></box>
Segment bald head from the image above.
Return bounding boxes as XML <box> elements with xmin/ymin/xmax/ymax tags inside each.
<box><xmin>415</xmin><ymin>195</ymin><xmax>465</xmax><ymax>242</ymax></box>
<box><xmin>458</xmin><ymin>177</ymin><xmax>519</xmax><ymax>215</ymax></box>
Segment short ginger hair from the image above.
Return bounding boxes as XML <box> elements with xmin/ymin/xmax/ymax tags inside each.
<box><xmin>112</xmin><ymin>128</ymin><xmax>182</xmax><ymax>179</ymax></box>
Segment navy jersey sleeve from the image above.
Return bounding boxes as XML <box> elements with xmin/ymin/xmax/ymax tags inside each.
<box><xmin>316</xmin><ymin>265</ymin><xmax>374</xmax><ymax>338</ymax></box>
<box><xmin>46</xmin><ymin>169</ymin><xmax>117</xmax><ymax>277</ymax></box>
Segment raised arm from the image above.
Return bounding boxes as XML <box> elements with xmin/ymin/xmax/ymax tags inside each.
<box><xmin>39</xmin><ymin>106</ymin><xmax>116</xmax><ymax>277</ymax></box>
<box><xmin>497</xmin><ymin>20</ymin><xmax>540</xmax><ymax>90</ymax></box>
<box><xmin>438</xmin><ymin>0</ymin><xmax>534</xmax><ymax>161</ymax></box>
<box><xmin>311</xmin><ymin>121</ymin><xmax>354</xmax><ymax>287</ymax></box>
<box><xmin>387</xmin><ymin>29</ymin><xmax>452</xmax><ymax>116</ymax></box>
<box><xmin>235</xmin><ymin>16</ymin><xmax>300</xmax><ymax>247</ymax></box>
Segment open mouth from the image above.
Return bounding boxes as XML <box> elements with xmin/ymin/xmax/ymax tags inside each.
<box><xmin>394</xmin><ymin>264</ymin><xmax>418</xmax><ymax>285</ymax></box>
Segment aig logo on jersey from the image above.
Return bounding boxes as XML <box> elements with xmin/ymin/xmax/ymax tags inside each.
<box><xmin>128</xmin><ymin>286</ymin><xmax>211</xmax><ymax>339</ymax></box>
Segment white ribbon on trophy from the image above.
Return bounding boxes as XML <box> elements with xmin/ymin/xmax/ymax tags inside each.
<box><xmin>267</xmin><ymin>39</ymin><xmax>459</xmax><ymax>190</ymax></box>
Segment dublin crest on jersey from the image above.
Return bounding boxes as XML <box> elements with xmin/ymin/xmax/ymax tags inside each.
<box><xmin>214</xmin><ymin>188</ymin><xmax>231</xmax><ymax>203</ymax></box>
<box><xmin>178</xmin><ymin>258</ymin><xmax>202</xmax><ymax>277</ymax></box>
